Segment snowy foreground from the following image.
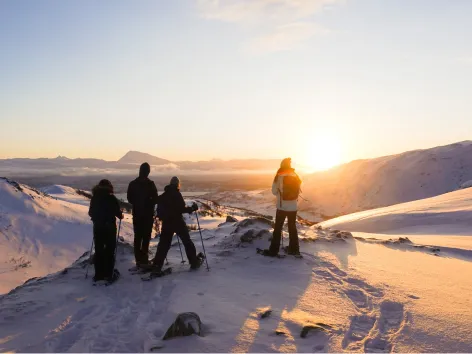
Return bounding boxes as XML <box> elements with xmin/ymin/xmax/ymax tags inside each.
<box><xmin>1</xmin><ymin>181</ymin><xmax>472</xmax><ymax>352</ymax></box>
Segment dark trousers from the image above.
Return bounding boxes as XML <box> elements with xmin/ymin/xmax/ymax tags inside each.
<box><xmin>93</xmin><ymin>223</ymin><xmax>117</xmax><ymax>279</ymax></box>
<box><xmin>133</xmin><ymin>216</ymin><xmax>154</xmax><ymax>265</ymax></box>
<box><xmin>269</xmin><ymin>209</ymin><xmax>299</xmax><ymax>254</ymax></box>
<box><xmin>153</xmin><ymin>218</ymin><xmax>198</xmax><ymax>270</ymax></box>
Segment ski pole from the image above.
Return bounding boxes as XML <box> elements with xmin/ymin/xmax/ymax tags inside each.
<box><xmin>176</xmin><ymin>235</ymin><xmax>185</xmax><ymax>264</ymax></box>
<box><xmin>195</xmin><ymin>211</ymin><xmax>210</xmax><ymax>271</ymax></box>
<box><xmin>111</xmin><ymin>218</ymin><xmax>122</xmax><ymax>278</ymax></box>
<box><xmin>85</xmin><ymin>238</ymin><xmax>94</xmax><ymax>279</ymax></box>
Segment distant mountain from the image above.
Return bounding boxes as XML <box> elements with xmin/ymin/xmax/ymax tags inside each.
<box><xmin>117</xmin><ymin>151</ymin><xmax>171</xmax><ymax>165</ymax></box>
<box><xmin>302</xmin><ymin>141</ymin><xmax>472</xmax><ymax>218</ymax></box>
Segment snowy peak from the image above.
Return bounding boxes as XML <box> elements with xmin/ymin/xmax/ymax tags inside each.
<box><xmin>302</xmin><ymin>140</ymin><xmax>472</xmax><ymax>217</ymax></box>
<box><xmin>118</xmin><ymin>151</ymin><xmax>171</xmax><ymax>165</ymax></box>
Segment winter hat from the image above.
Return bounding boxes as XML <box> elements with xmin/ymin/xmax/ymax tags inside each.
<box><xmin>139</xmin><ymin>162</ymin><xmax>151</xmax><ymax>178</ymax></box>
<box><xmin>170</xmin><ymin>176</ymin><xmax>180</xmax><ymax>187</ymax></box>
<box><xmin>93</xmin><ymin>179</ymin><xmax>114</xmax><ymax>195</ymax></box>
<box><xmin>280</xmin><ymin>158</ymin><xmax>292</xmax><ymax>169</ymax></box>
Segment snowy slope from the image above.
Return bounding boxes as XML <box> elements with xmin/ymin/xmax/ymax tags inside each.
<box><xmin>41</xmin><ymin>185</ymin><xmax>91</xmax><ymax>206</ymax></box>
<box><xmin>302</xmin><ymin>140</ymin><xmax>472</xmax><ymax>217</ymax></box>
<box><xmin>319</xmin><ymin>187</ymin><xmax>472</xmax><ymax>235</ymax></box>
<box><xmin>1</xmin><ymin>194</ymin><xmax>472</xmax><ymax>352</ymax></box>
<box><xmin>0</xmin><ymin>178</ymin><xmax>133</xmax><ymax>294</ymax></box>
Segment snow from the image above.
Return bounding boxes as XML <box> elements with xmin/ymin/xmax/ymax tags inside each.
<box><xmin>1</xmin><ymin>179</ymin><xmax>472</xmax><ymax>352</ymax></box>
<box><xmin>319</xmin><ymin>187</ymin><xmax>472</xmax><ymax>235</ymax></box>
<box><xmin>302</xmin><ymin>140</ymin><xmax>472</xmax><ymax>217</ymax></box>
<box><xmin>41</xmin><ymin>185</ymin><xmax>91</xmax><ymax>206</ymax></box>
<box><xmin>0</xmin><ymin>178</ymin><xmax>134</xmax><ymax>294</ymax></box>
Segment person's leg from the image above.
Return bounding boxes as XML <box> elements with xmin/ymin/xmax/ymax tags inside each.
<box><xmin>269</xmin><ymin>209</ymin><xmax>287</xmax><ymax>255</ymax></box>
<box><xmin>152</xmin><ymin>221</ymin><xmax>174</xmax><ymax>271</ymax></box>
<box><xmin>104</xmin><ymin>224</ymin><xmax>117</xmax><ymax>279</ymax></box>
<box><xmin>175</xmin><ymin>220</ymin><xmax>198</xmax><ymax>265</ymax></box>
<box><xmin>287</xmin><ymin>211</ymin><xmax>299</xmax><ymax>253</ymax></box>
<box><xmin>141</xmin><ymin>217</ymin><xmax>154</xmax><ymax>264</ymax></box>
<box><xmin>93</xmin><ymin>225</ymin><xmax>106</xmax><ymax>280</ymax></box>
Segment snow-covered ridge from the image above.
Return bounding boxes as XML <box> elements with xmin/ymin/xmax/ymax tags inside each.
<box><xmin>302</xmin><ymin>140</ymin><xmax>472</xmax><ymax>217</ymax></box>
<box><xmin>0</xmin><ymin>178</ymin><xmax>134</xmax><ymax>294</ymax></box>
<box><xmin>319</xmin><ymin>186</ymin><xmax>472</xmax><ymax>235</ymax></box>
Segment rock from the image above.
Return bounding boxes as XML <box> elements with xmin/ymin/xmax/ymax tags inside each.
<box><xmin>163</xmin><ymin>312</ymin><xmax>203</xmax><ymax>340</ymax></box>
<box><xmin>300</xmin><ymin>323</ymin><xmax>333</xmax><ymax>338</ymax></box>
<box><xmin>275</xmin><ymin>330</ymin><xmax>287</xmax><ymax>336</ymax></box>
<box><xmin>431</xmin><ymin>247</ymin><xmax>440</xmax><ymax>252</ymax></box>
<box><xmin>237</xmin><ymin>217</ymin><xmax>275</xmax><ymax>229</ymax></box>
<box><xmin>226</xmin><ymin>215</ymin><xmax>238</xmax><ymax>223</ymax></box>
<box><xmin>260</xmin><ymin>309</ymin><xmax>272</xmax><ymax>319</ymax></box>
<box><xmin>240</xmin><ymin>230</ymin><xmax>256</xmax><ymax>243</ymax></box>
<box><xmin>256</xmin><ymin>229</ymin><xmax>272</xmax><ymax>239</ymax></box>
<box><xmin>334</xmin><ymin>231</ymin><xmax>353</xmax><ymax>239</ymax></box>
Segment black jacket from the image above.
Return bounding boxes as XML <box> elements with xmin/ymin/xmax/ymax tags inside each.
<box><xmin>127</xmin><ymin>177</ymin><xmax>158</xmax><ymax>219</ymax></box>
<box><xmin>88</xmin><ymin>186</ymin><xmax>122</xmax><ymax>225</ymax></box>
<box><xmin>157</xmin><ymin>184</ymin><xmax>193</xmax><ymax>221</ymax></box>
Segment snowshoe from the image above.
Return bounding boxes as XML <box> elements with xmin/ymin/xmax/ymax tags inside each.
<box><xmin>190</xmin><ymin>252</ymin><xmax>205</xmax><ymax>270</ymax></box>
<box><xmin>256</xmin><ymin>248</ymin><xmax>285</xmax><ymax>258</ymax></box>
<box><xmin>282</xmin><ymin>246</ymin><xmax>303</xmax><ymax>258</ymax></box>
<box><xmin>93</xmin><ymin>269</ymin><xmax>120</xmax><ymax>286</ymax></box>
<box><xmin>141</xmin><ymin>267</ymin><xmax>172</xmax><ymax>281</ymax></box>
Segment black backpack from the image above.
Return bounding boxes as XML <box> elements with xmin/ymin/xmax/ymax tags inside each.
<box><xmin>282</xmin><ymin>175</ymin><xmax>301</xmax><ymax>201</ymax></box>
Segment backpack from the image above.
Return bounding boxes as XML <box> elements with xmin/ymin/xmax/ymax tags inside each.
<box><xmin>282</xmin><ymin>175</ymin><xmax>301</xmax><ymax>201</ymax></box>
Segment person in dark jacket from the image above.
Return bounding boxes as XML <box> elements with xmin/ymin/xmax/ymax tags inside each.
<box><xmin>151</xmin><ymin>176</ymin><xmax>199</xmax><ymax>274</ymax></box>
<box><xmin>127</xmin><ymin>162</ymin><xmax>159</xmax><ymax>267</ymax></box>
<box><xmin>88</xmin><ymin>179</ymin><xmax>123</xmax><ymax>282</ymax></box>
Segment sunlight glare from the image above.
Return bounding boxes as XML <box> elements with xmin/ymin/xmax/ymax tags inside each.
<box><xmin>303</xmin><ymin>136</ymin><xmax>342</xmax><ymax>172</ymax></box>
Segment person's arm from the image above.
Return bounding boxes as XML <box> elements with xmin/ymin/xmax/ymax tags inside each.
<box><xmin>127</xmin><ymin>182</ymin><xmax>134</xmax><ymax>206</ymax></box>
<box><xmin>88</xmin><ymin>196</ymin><xmax>95</xmax><ymax>219</ymax></box>
<box><xmin>112</xmin><ymin>196</ymin><xmax>124</xmax><ymax>219</ymax></box>
<box><xmin>150</xmin><ymin>182</ymin><xmax>159</xmax><ymax>206</ymax></box>
<box><xmin>177</xmin><ymin>192</ymin><xmax>194</xmax><ymax>214</ymax></box>
<box><xmin>271</xmin><ymin>175</ymin><xmax>279</xmax><ymax>196</ymax></box>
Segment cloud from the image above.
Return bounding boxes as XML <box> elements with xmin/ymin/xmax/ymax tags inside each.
<box><xmin>197</xmin><ymin>0</ymin><xmax>339</xmax><ymax>53</ymax></box>
<box><xmin>246</xmin><ymin>22</ymin><xmax>329</xmax><ymax>54</ymax></box>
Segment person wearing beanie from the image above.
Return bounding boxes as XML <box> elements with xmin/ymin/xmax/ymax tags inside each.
<box><xmin>150</xmin><ymin>176</ymin><xmax>200</xmax><ymax>275</ymax></box>
<box><xmin>88</xmin><ymin>179</ymin><xmax>123</xmax><ymax>282</ymax></box>
<box><xmin>127</xmin><ymin>162</ymin><xmax>159</xmax><ymax>267</ymax></box>
<box><xmin>262</xmin><ymin>157</ymin><xmax>302</xmax><ymax>257</ymax></box>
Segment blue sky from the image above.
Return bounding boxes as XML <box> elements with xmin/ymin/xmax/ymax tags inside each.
<box><xmin>1</xmin><ymin>0</ymin><xmax>471</xmax><ymax>168</ymax></box>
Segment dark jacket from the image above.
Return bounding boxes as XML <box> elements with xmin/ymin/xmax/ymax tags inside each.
<box><xmin>157</xmin><ymin>184</ymin><xmax>193</xmax><ymax>221</ymax></box>
<box><xmin>127</xmin><ymin>177</ymin><xmax>158</xmax><ymax>219</ymax></box>
<box><xmin>88</xmin><ymin>185</ymin><xmax>122</xmax><ymax>225</ymax></box>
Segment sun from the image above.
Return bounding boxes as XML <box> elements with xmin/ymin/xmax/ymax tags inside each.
<box><xmin>303</xmin><ymin>137</ymin><xmax>343</xmax><ymax>172</ymax></box>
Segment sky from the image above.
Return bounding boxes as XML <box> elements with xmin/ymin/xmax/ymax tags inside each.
<box><xmin>1</xmin><ymin>0</ymin><xmax>471</xmax><ymax>170</ymax></box>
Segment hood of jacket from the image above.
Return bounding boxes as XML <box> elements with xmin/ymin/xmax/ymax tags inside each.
<box><xmin>92</xmin><ymin>184</ymin><xmax>113</xmax><ymax>197</ymax></box>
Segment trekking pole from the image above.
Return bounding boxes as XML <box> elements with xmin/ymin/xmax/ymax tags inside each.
<box><xmin>176</xmin><ymin>235</ymin><xmax>185</xmax><ymax>264</ymax></box>
<box><xmin>194</xmin><ymin>211</ymin><xmax>210</xmax><ymax>271</ymax></box>
<box><xmin>84</xmin><ymin>238</ymin><xmax>94</xmax><ymax>279</ymax></box>
<box><xmin>111</xmin><ymin>219</ymin><xmax>122</xmax><ymax>277</ymax></box>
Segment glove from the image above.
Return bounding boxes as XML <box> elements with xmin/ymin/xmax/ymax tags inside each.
<box><xmin>192</xmin><ymin>203</ymin><xmax>199</xmax><ymax>212</ymax></box>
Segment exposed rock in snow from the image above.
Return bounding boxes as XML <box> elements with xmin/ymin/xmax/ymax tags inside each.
<box><xmin>226</xmin><ymin>215</ymin><xmax>238</xmax><ymax>223</ymax></box>
<box><xmin>163</xmin><ymin>312</ymin><xmax>203</xmax><ymax>340</ymax></box>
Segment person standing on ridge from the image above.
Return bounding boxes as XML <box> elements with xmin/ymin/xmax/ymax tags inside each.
<box><xmin>127</xmin><ymin>163</ymin><xmax>159</xmax><ymax>268</ymax></box>
<box><xmin>150</xmin><ymin>176</ymin><xmax>201</xmax><ymax>275</ymax></box>
<box><xmin>263</xmin><ymin>158</ymin><xmax>302</xmax><ymax>257</ymax></box>
<box><xmin>88</xmin><ymin>179</ymin><xmax>123</xmax><ymax>282</ymax></box>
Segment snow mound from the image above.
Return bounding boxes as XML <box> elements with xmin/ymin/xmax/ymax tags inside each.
<box><xmin>319</xmin><ymin>187</ymin><xmax>472</xmax><ymax>235</ymax></box>
<box><xmin>40</xmin><ymin>185</ymin><xmax>91</xmax><ymax>206</ymax></box>
<box><xmin>0</xmin><ymin>178</ymin><xmax>133</xmax><ymax>294</ymax></box>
